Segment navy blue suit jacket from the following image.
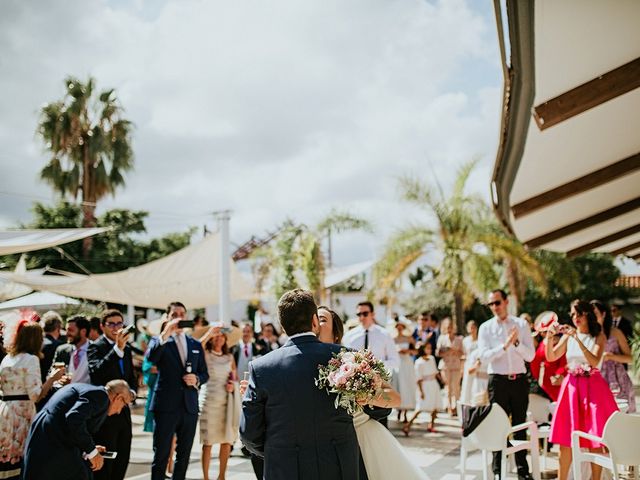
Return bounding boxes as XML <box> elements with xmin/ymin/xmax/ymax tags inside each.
<box><xmin>22</xmin><ymin>384</ymin><xmax>110</xmax><ymax>480</ymax></box>
<box><xmin>147</xmin><ymin>334</ymin><xmax>208</xmax><ymax>414</ymax></box>
<box><xmin>240</xmin><ymin>335</ymin><xmax>359</xmax><ymax>480</ymax></box>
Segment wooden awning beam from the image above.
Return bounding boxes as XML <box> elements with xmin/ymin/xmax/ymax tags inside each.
<box><xmin>525</xmin><ymin>197</ymin><xmax>640</xmax><ymax>248</ymax></box>
<box><xmin>512</xmin><ymin>152</ymin><xmax>640</xmax><ymax>218</ymax></box>
<box><xmin>567</xmin><ymin>223</ymin><xmax>640</xmax><ymax>257</ymax></box>
<box><xmin>533</xmin><ymin>57</ymin><xmax>640</xmax><ymax>130</ymax></box>
<box><xmin>609</xmin><ymin>240</ymin><xmax>640</xmax><ymax>257</ymax></box>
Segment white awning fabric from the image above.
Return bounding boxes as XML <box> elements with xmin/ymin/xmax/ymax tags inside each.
<box><xmin>324</xmin><ymin>260</ymin><xmax>373</xmax><ymax>289</ymax></box>
<box><xmin>0</xmin><ymin>233</ymin><xmax>254</xmax><ymax>309</ymax></box>
<box><xmin>0</xmin><ymin>228</ymin><xmax>109</xmax><ymax>255</ymax></box>
<box><xmin>491</xmin><ymin>1</ymin><xmax>640</xmax><ymax>260</ymax></box>
<box><xmin>0</xmin><ymin>291</ymin><xmax>80</xmax><ymax>311</ymax></box>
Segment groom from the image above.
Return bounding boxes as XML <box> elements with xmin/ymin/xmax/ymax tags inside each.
<box><xmin>240</xmin><ymin>289</ymin><xmax>360</xmax><ymax>480</ymax></box>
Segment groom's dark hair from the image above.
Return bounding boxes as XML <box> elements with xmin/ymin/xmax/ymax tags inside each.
<box><xmin>278</xmin><ymin>289</ymin><xmax>317</xmax><ymax>336</ymax></box>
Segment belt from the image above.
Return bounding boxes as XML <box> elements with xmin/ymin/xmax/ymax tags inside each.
<box><xmin>491</xmin><ymin>373</ymin><xmax>525</xmax><ymax>380</ymax></box>
<box><xmin>1</xmin><ymin>394</ymin><xmax>30</xmax><ymax>401</ymax></box>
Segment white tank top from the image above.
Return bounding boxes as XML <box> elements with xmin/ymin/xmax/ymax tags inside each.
<box><xmin>566</xmin><ymin>332</ymin><xmax>598</xmax><ymax>367</ymax></box>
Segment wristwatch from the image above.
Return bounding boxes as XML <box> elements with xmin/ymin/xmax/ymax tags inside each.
<box><xmin>514</xmin><ymin>340</ymin><xmax>520</xmax><ymax>347</ymax></box>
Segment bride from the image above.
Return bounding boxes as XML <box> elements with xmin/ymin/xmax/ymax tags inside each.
<box><xmin>317</xmin><ymin>306</ymin><xmax>429</xmax><ymax>480</ymax></box>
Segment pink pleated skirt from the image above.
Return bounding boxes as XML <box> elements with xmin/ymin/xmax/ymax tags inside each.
<box><xmin>549</xmin><ymin>369</ymin><xmax>618</xmax><ymax>448</ymax></box>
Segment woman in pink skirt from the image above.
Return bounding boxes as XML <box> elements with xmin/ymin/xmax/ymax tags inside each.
<box><xmin>546</xmin><ymin>300</ymin><xmax>618</xmax><ymax>480</ymax></box>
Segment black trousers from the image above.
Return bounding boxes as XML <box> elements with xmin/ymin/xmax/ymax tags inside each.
<box><xmin>151</xmin><ymin>409</ymin><xmax>198</xmax><ymax>480</ymax></box>
<box><xmin>488</xmin><ymin>374</ymin><xmax>530</xmax><ymax>477</ymax></box>
<box><xmin>93</xmin><ymin>408</ymin><xmax>132</xmax><ymax>480</ymax></box>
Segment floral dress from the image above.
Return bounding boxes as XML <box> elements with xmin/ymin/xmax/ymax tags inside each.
<box><xmin>0</xmin><ymin>353</ymin><xmax>43</xmax><ymax>479</ymax></box>
<box><xmin>601</xmin><ymin>335</ymin><xmax>636</xmax><ymax>413</ymax></box>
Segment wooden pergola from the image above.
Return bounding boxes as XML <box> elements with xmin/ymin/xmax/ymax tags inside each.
<box><xmin>490</xmin><ymin>0</ymin><xmax>640</xmax><ymax>261</ymax></box>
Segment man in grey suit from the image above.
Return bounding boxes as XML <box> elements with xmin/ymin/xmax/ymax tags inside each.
<box><xmin>240</xmin><ymin>289</ymin><xmax>359</xmax><ymax>480</ymax></box>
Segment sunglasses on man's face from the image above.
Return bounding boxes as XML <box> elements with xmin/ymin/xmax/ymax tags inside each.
<box><xmin>356</xmin><ymin>311</ymin><xmax>371</xmax><ymax>317</ymax></box>
<box><xmin>487</xmin><ymin>300</ymin><xmax>502</xmax><ymax>308</ymax></box>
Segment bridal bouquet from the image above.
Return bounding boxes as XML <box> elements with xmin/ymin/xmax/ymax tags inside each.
<box><xmin>315</xmin><ymin>349</ymin><xmax>390</xmax><ymax>415</ymax></box>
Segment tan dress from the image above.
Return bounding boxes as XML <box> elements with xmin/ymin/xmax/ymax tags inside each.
<box><xmin>436</xmin><ymin>334</ymin><xmax>463</xmax><ymax>409</ymax></box>
<box><xmin>198</xmin><ymin>352</ymin><xmax>239</xmax><ymax>445</ymax></box>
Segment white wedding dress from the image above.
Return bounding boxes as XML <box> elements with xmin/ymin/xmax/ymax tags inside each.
<box><xmin>354</xmin><ymin>412</ymin><xmax>430</xmax><ymax>480</ymax></box>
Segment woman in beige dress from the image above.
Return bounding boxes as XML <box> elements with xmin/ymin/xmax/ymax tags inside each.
<box><xmin>198</xmin><ymin>326</ymin><xmax>240</xmax><ymax>480</ymax></box>
<box><xmin>435</xmin><ymin>317</ymin><xmax>463</xmax><ymax>416</ymax></box>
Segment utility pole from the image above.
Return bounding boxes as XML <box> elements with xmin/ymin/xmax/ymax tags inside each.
<box><xmin>215</xmin><ymin>210</ymin><xmax>232</xmax><ymax>326</ymax></box>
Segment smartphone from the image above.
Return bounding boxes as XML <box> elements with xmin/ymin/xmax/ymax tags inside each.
<box><xmin>121</xmin><ymin>323</ymin><xmax>135</xmax><ymax>335</ymax></box>
<box><xmin>177</xmin><ymin>320</ymin><xmax>195</xmax><ymax>329</ymax></box>
<box><xmin>101</xmin><ymin>451</ymin><xmax>118</xmax><ymax>459</ymax></box>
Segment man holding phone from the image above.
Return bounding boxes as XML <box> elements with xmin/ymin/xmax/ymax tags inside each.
<box><xmin>88</xmin><ymin>309</ymin><xmax>138</xmax><ymax>480</ymax></box>
<box><xmin>147</xmin><ymin>301</ymin><xmax>209</xmax><ymax>480</ymax></box>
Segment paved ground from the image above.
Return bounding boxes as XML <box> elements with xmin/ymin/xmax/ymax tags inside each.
<box><xmin>124</xmin><ymin>403</ymin><xmax>554</xmax><ymax>480</ymax></box>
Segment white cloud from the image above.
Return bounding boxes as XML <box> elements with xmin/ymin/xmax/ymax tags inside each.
<box><xmin>0</xmin><ymin>0</ymin><xmax>502</xmax><ymax>268</ymax></box>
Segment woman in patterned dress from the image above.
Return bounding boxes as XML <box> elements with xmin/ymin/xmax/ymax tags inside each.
<box><xmin>0</xmin><ymin>320</ymin><xmax>64</xmax><ymax>480</ymax></box>
<box><xmin>198</xmin><ymin>325</ymin><xmax>240</xmax><ymax>480</ymax></box>
<box><xmin>591</xmin><ymin>299</ymin><xmax>635</xmax><ymax>412</ymax></box>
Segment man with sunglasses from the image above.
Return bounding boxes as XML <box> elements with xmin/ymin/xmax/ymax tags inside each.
<box><xmin>88</xmin><ymin>309</ymin><xmax>137</xmax><ymax>480</ymax></box>
<box><xmin>478</xmin><ymin>289</ymin><xmax>535</xmax><ymax>480</ymax></box>
<box><xmin>343</xmin><ymin>301</ymin><xmax>399</xmax><ymax>428</ymax></box>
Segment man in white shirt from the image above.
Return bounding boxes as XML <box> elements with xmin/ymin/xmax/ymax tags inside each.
<box><xmin>478</xmin><ymin>289</ymin><xmax>535</xmax><ymax>480</ymax></box>
<box><xmin>343</xmin><ymin>301</ymin><xmax>400</xmax><ymax>427</ymax></box>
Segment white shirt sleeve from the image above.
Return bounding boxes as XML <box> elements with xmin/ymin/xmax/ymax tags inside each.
<box><xmin>478</xmin><ymin>321</ymin><xmax>505</xmax><ymax>364</ymax></box>
<box><xmin>382</xmin><ymin>331</ymin><xmax>400</xmax><ymax>371</ymax></box>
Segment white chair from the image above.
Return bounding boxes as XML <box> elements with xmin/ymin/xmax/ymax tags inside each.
<box><xmin>528</xmin><ymin>394</ymin><xmax>552</xmax><ymax>470</ymax></box>
<box><xmin>572</xmin><ymin>411</ymin><xmax>640</xmax><ymax>480</ymax></box>
<box><xmin>460</xmin><ymin>403</ymin><xmax>541</xmax><ymax>480</ymax></box>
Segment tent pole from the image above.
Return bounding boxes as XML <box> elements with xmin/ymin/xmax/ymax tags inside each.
<box><xmin>216</xmin><ymin>210</ymin><xmax>232</xmax><ymax>326</ymax></box>
<box><xmin>127</xmin><ymin>304</ymin><xmax>134</xmax><ymax>326</ymax></box>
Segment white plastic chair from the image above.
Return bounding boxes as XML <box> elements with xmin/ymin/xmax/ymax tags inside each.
<box><xmin>572</xmin><ymin>411</ymin><xmax>640</xmax><ymax>480</ymax></box>
<box><xmin>460</xmin><ymin>403</ymin><xmax>541</xmax><ymax>480</ymax></box>
<box><xmin>527</xmin><ymin>394</ymin><xmax>552</xmax><ymax>470</ymax></box>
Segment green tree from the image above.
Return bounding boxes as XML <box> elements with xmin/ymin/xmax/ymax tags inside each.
<box><xmin>520</xmin><ymin>252</ymin><xmax>629</xmax><ymax>321</ymax></box>
<box><xmin>251</xmin><ymin>210</ymin><xmax>373</xmax><ymax>302</ymax></box>
<box><xmin>37</xmin><ymin>76</ymin><xmax>134</xmax><ymax>257</ymax></box>
<box><xmin>0</xmin><ymin>201</ymin><xmax>192</xmax><ymax>274</ymax></box>
<box><xmin>374</xmin><ymin>160</ymin><xmax>544</xmax><ymax>332</ymax></box>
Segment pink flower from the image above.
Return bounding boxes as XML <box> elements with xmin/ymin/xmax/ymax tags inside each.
<box><xmin>342</xmin><ymin>352</ymin><xmax>356</xmax><ymax>364</ymax></box>
<box><xmin>340</xmin><ymin>362</ymin><xmax>356</xmax><ymax>378</ymax></box>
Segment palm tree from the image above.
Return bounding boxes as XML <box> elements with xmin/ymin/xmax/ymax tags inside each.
<box><xmin>374</xmin><ymin>160</ymin><xmax>545</xmax><ymax>332</ymax></box>
<box><xmin>38</xmin><ymin>76</ymin><xmax>134</xmax><ymax>257</ymax></box>
<box><xmin>251</xmin><ymin>210</ymin><xmax>373</xmax><ymax>302</ymax></box>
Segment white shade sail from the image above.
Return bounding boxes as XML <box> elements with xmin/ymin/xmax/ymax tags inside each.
<box><xmin>0</xmin><ymin>228</ymin><xmax>109</xmax><ymax>255</ymax></box>
<box><xmin>0</xmin><ymin>291</ymin><xmax>80</xmax><ymax>311</ymax></box>
<box><xmin>0</xmin><ymin>233</ymin><xmax>254</xmax><ymax>309</ymax></box>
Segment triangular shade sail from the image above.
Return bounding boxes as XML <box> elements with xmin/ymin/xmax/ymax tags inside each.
<box><xmin>0</xmin><ymin>233</ymin><xmax>253</xmax><ymax>309</ymax></box>
<box><xmin>0</xmin><ymin>291</ymin><xmax>80</xmax><ymax>310</ymax></box>
<box><xmin>0</xmin><ymin>228</ymin><xmax>109</xmax><ymax>255</ymax></box>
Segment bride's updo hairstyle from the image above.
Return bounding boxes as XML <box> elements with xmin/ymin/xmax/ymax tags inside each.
<box><xmin>277</xmin><ymin>289</ymin><xmax>318</xmax><ymax>336</ymax></box>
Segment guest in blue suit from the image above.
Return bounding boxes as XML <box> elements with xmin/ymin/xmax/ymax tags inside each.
<box><xmin>240</xmin><ymin>289</ymin><xmax>360</xmax><ymax>480</ymax></box>
<box><xmin>22</xmin><ymin>380</ymin><xmax>135</xmax><ymax>480</ymax></box>
<box><xmin>147</xmin><ymin>302</ymin><xmax>209</xmax><ymax>480</ymax></box>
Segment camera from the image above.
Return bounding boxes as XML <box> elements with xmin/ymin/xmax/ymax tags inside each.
<box><xmin>177</xmin><ymin>320</ymin><xmax>195</xmax><ymax>329</ymax></box>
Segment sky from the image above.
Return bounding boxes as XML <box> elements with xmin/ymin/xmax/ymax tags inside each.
<box><xmin>0</xmin><ymin>0</ymin><xmax>504</xmax><ymax>269</ymax></box>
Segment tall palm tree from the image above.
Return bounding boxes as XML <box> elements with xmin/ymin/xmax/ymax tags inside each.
<box><xmin>38</xmin><ymin>76</ymin><xmax>134</xmax><ymax>257</ymax></box>
<box><xmin>374</xmin><ymin>160</ymin><xmax>545</xmax><ymax>331</ymax></box>
<box><xmin>251</xmin><ymin>210</ymin><xmax>373</xmax><ymax>302</ymax></box>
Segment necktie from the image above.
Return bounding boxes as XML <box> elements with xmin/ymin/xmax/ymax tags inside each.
<box><xmin>73</xmin><ymin>349</ymin><xmax>80</xmax><ymax>369</ymax></box>
<box><xmin>118</xmin><ymin>358</ymin><xmax>125</xmax><ymax>376</ymax></box>
<box><xmin>244</xmin><ymin>344</ymin><xmax>249</xmax><ymax>357</ymax></box>
<box><xmin>364</xmin><ymin>330</ymin><xmax>369</xmax><ymax>350</ymax></box>
<box><xmin>176</xmin><ymin>335</ymin><xmax>186</xmax><ymax>365</ymax></box>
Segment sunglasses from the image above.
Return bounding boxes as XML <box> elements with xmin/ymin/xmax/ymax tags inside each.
<box><xmin>356</xmin><ymin>311</ymin><xmax>371</xmax><ymax>317</ymax></box>
<box><xmin>487</xmin><ymin>300</ymin><xmax>502</xmax><ymax>307</ymax></box>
